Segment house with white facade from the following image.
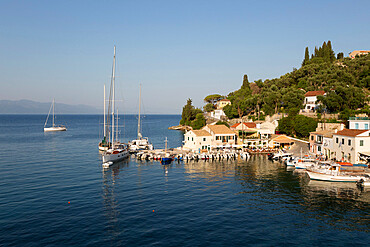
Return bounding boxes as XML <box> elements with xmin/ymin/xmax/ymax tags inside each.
<box><xmin>216</xmin><ymin>99</ymin><xmax>231</xmax><ymax>109</ymax></box>
<box><xmin>348</xmin><ymin>117</ymin><xmax>370</xmax><ymax>130</ymax></box>
<box><xmin>303</xmin><ymin>90</ymin><xmax>326</xmax><ymax>112</ymax></box>
<box><xmin>309</xmin><ymin>130</ymin><xmax>335</xmax><ymax>157</ymax></box>
<box><xmin>183</xmin><ymin>130</ymin><xmax>212</xmax><ymax>152</ymax></box>
<box><xmin>332</xmin><ymin>129</ymin><xmax>370</xmax><ymax>163</ymax></box>
<box><xmin>210</xmin><ymin>109</ymin><xmax>227</xmax><ymax>120</ymax></box>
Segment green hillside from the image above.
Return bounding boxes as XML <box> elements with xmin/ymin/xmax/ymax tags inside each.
<box><xmin>224</xmin><ymin>41</ymin><xmax>370</xmax><ymax>120</ymax></box>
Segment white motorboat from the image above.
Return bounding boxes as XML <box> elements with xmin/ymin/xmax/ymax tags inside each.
<box><xmin>101</xmin><ymin>46</ymin><xmax>129</xmax><ymax>166</ymax></box>
<box><xmin>44</xmin><ymin>99</ymin><xmax>67</xmax><ymax>132</ymax></box>
<box><xmin>306</xmin><ymin>163</ymin><xmax>369</xmax><ymax>183</ymax></box>
<box><xmin>268</xmin><ymin>151</ymin><xmax>293</xmax><ymax>160</ymax></box>
<box><xmin>295</xmin><ymin>158</ymin><xmax>316</xmax><ymax>169</ymax></box>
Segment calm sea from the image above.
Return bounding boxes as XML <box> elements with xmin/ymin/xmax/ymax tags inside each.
<box><xmin>0</xmin><ymin>115</ymin><xmax>369</xmax><ymax>246</ymax></box>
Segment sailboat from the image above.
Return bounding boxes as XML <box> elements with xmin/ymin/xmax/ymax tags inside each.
<box><xmin>102</xmin><ymin>46</ymin><xmax>130</xmax><ymax>167</ymax></box>
<box><xmin>128</xmin><ymin>84</ymin><xmax>153</xmax><ymax>152</ymax></box>
<box><xmin>44</xmin><ymin>99</ymin><xmax>67</xmax><ymax>132</ymax></box>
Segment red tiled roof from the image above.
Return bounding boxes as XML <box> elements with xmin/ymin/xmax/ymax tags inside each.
<box><xmin>334</xmin><ymin>129</ymin><xmax>368</xmax><ymax>137</ymax></box>
<box><xmin>230</xmin><ymin>122</ymin><xmax>257</xmax><ymax>128</ymax></box>
<box><xmin>304</xmin><ymin>90</ymin><xmax>325</xmax><ymax>97</ymax></box>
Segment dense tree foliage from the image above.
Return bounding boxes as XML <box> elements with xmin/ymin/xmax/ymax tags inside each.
<box><xmin>180</xmin><ymin>98</ymin><xmax>205</xmax><ymax>129</ymax></box>
<box><xmin>222</xmin><ymin>41</ymin><xmax>369</xmax><ymax>122</ymax></box>
<box><xmin>277</xmin><ymin>115</ymin><xmax>317</xmax><ymax>138</ymax></box>
<box><xmin>204</xmin><ymin>103</ymin><xmax>216</xmax><ymax>112</ymax></box>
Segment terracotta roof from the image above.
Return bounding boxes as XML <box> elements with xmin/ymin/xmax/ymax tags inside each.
<box><xmin>231</xmin><ymin>122</ymin><xmax>257</xmax><ymax>128</ymax></box>
<box><xmin>304</xmin><ymin>90</ymin><xmax>325</xmax><ymax>97</ymax></box>
<box><xmin>207</xmin><ymin>124</ymin><xmax>235</xmax><ymax>135</ymax></box>
<box><xmin>311</xmin><ymin>130</ymin><xmax>335</xmax><ymax>138</ymax></box>
<box><xmin>272</xmin><ymin>135</ymin><xmax>294</xmax><ymax>144</ymax></box>
<box><xmin>334</xmin><ymin>129</ymin><xmax>368</xmax><ymax>137</ymax></box>
<box><xmin>192</xmin><ymin>130</ymin><xmax>212</xmax><ymax>137</ymax></box>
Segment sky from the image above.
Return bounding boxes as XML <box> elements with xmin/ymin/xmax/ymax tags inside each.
<box><xmin>0</xmin><ymin>0</ymin><xmax>369</xmax><ymax>114</ymax></box>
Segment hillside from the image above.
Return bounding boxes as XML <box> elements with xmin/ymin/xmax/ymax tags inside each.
<box><xmin>0</xmin><ymin>100</ymin><xmax>100</xmax><ymax>114</ymax></box>
<box><xmin>223</xmin><ymin>41</ymin><xmax>369</xmax><ymax>120</ymax></box>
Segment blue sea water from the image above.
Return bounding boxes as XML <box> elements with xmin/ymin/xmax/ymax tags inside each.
<box><xmin>0</xmin><ymin>114</ymin><xmax>369</xmax><ymax>246</ymax></box>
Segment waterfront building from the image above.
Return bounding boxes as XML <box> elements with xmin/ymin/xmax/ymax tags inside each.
<box><xmin>332</xmin><ymin>129</ymin><xmax>370</xmax><ymax>163</ymax></box>
<box><xmin>349</xmin><ymin>50</ymin><xmax>370</xmax><ymax>59</ymax></box>
<box><xmin>309</xmin><ymin>130</ymin><xmax>335</xmax><ymax>157</ymax></box>
<box><xmin>269</xmin><ymin>135</ymin><xmax>294</xmax><ymax>149</ymax></box>
<box><xmin>202</xmin><ymin>124</ymin><xmax>236</xmax><ymax>148</ymax></box>
<box><xmin>348</xmin><ymin>117</ymin><xmax>370</xmax><ymax>130</ymax></box>
<box><xmin>183</xmin><ymin>130</ymin><xmax>212</xmax><ymax>152</ymax></box>
<box><xmin>303</xmin><ymin>90</ymin><xmax>326</xmax><ymax>112</ymax></box>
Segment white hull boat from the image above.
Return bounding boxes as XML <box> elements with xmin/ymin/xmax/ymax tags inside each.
<box><xmin>44</xmin><ymin>126</ymin><xmax>66</xmax><ymax>132</ymax></box>
<box><xmin>306</xmin><ymin>170</ymin><xmax>368</xmax><ymax>182</ymax></box>
<box><xmin>44</xmin><ymin>99</ymin><xmax>66</xmax><ymax>132</ymax></box>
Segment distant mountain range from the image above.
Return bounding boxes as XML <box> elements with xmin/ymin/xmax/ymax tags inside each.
<box><xmin>0</xmin><ymin>100</ymin><xmax>101</xmax><ymax>114</ymax></box>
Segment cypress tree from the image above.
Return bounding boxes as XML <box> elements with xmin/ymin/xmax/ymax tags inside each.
<box><xmin>327</xmin><ymin>40</ymin><xmax>335</xmax><ymax>62</ymax></box>
<box><xmin>302</xmin><ymin>47</ymin><xmax>310</xmax><ymax>66</ymax></box>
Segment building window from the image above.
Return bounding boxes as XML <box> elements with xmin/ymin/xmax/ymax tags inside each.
<box><xmin>203</xmin><ymin>138</ymin><xmax>206</xmax><ymax>142</ymax></box>
<box><xmin>342</xmin><ymin>138</ymin><xmax>344</xmax><ymax>145</ymax></box>
<box><xmin>348</xmin><ymin>139</ymin><xmax>351</xmax><ymax>146</ymax></box>
<box><xmin>311</xmin><ymin>136</ymin><xmax>314</xmax><ymax>141</ymax></box>
<box><xmin>360</xmin><ymin>140</ymin><xmax>364</xmax><ymax>146</ymax></box>
<box><xmin>336</xmin><ymin>138</ymin><xmax>338</xmax><ymax>143</ymax></box>
<box><xmin>318</xmin><ymin>146</ymin><xmax>321</xmax><ymax>152</ymax></box>
<box><xmin>355</xmin><ymin>123</ymin><xmax>359</xmax><ymax>129</ymax></box>
<box><xmin>192</xmin><ymin>137</ymin><xmax>193</xmax><ymax>141</ymax></box>
<box><xmin>365</xmin><ymin>123</ymin><xmax>369</xmax><ymax>130</ymax></box>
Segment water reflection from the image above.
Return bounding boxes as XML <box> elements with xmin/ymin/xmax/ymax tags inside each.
<box><xmin>101</xmin><ymin>159</ymin><xmax>129</xmax><ymax>245</ymax></box>
<box><xmin>183</xmin><ymin>159</ymin><xmax>238</xmax><ymax>181</ymax></box>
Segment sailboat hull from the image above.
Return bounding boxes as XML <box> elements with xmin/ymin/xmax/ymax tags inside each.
<box><xmin>102</xmin><ymin>150</ymin><xmax>130</xmax><ymax>163</ymax></box>
<box><xmin>44</xmin><ymin>126</ymin><xmax>67</xmax><ymax>132</ymax></box>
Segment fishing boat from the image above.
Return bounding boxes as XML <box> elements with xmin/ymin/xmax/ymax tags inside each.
<box><xmin>102</xmin><ymin>46</ymin><xmax>129</xmax><ymax>166</ymax></box>
<box><xmin>268</xmin><ymin>150</ymin><xmax>293</xmax><ymax>161</ymax></box>
<box><xmin>306</xmin><ymin>163</ymin><xmax>369</xmax><ymax>183</ymax></box>
<box><xmin>160</xmin><ymin>137</ymin><xmax>172</xmax><ymax>165</ymax></box>
<box><xmin>44</xmin><ymin>99</ymin><xmax>67</xmax><ymax>132</ymax></box>
<box><xmin>128</xmin><ymin>84</ymin><xmax>153</xmax><ymax>152</ymax></box>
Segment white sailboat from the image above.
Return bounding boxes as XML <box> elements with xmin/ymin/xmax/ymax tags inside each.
<box><xmin>44</xmin><ymin>99</ymin><xmax>67</xmax><ymax>132</ymax></box>
<box><xmin>102</xmin><ymin>46</ymin><xmax>129</xmax><ymax>167</ymax></box>
<box><xmin>128</xmin><ymin>84</ymin><xmax>153</xmax><ymax>152</ymax></box>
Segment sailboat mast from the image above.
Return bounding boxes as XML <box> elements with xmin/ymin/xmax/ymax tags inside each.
<box><xmin>52</xmin><ymin>98</ymin><xmax>55</xmax><ymax>127</ymax></box>
<box><xmin>103</xmin><ymin>85</ymin><xmax>106</xmax><ymax>138</ymax></box>
<box><xmin>138</xmin><ymin>84</ymin><xmax>141</xmax><ymax>139</ymax></box>
<box><xmin>111</xmin><ymin>46</ymin><xmax>116</xmax><ymax>146</ymax></box>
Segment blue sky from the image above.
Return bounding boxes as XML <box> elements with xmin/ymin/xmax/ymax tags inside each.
<box><xmin>0</xmin><ymin>0</ymin><xmax>369</xmax><ymax>114</ymax></box>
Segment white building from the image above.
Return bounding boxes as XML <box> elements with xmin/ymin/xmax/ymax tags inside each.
<box><xmin>183</xmin><ymin>130</ymin><xmax>212</xmax><ymax>152</ymax></box>
<box><xmin>216</xmin><ymin>99</ymin><xmax>231</xmax><ymax>109</ymax></box>
<box><xmin>332</xmin><ymin>129</ymin><xmax>370</xmax><ymax>163</ymax></box>
<box><xmin>210</xmin><ymin>109</ymin><xmax>226</xmax><ymax>120</ymax></box>
<box><xmin>348</xmin><ymin>117</ymin><xmax>370</xmax><ymax>130</ymax></box>
<box><xmin>303</xmin><ymin>90</ymin><xmax>326</xmax><ymax>111</ymax></box>
<box><xmin>203</xmin><ymin>124</ymin><xmax>236</xmax><ymax>148</ymax></box>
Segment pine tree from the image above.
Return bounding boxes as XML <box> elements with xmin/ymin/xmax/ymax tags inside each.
<box><xmin>302</xmin><ymin>47</ymin><xmax>310</xmax><ymax>66</ymax></box>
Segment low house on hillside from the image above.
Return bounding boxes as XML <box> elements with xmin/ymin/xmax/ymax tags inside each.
<box><xmin>183</xmin><ymin>130</ymin><xmax>212</xmax><ymax>152</ymax></box>
<box><xmin>348</xmin><ymin>117</ymin><xmax>370</xmax><ymax>130</ymax></box>
<box><xmin>210</xmin><ymin>109</ymin><xmax>227</xmax><ymax>120</ymax></box>
<box><xmin>332</xmin><ymin>129</ymin><xmax>370</xmax><ymax>163</ymax></box>
<box><xmin>216</xmin><ymin>99</ymin><xmax>231</xmax><ymax>109</ymax></box>
<box><xmin>303</xmin><ymin>90</ymin><xmax>326</xmax><ymax>112</ymax></box>
<box><xmin>349</xmin><ymin>50</ymin><xmax>370</xmax><ymax>59</ymax></box>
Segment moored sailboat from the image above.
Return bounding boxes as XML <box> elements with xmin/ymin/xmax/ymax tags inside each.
<box><xmin>102</xmin><ymin>46</ymin><xmax>129</xmax><ymax>167</ymax></box>
<box><xmin>44</xmin><ymin>99</ymin><xmax>67</xmax><ymax>132</ymax></box>
<box><xmin>128</xmin><ymin>84</ymin><xmax>153</xmax><ymax>152</ymax></box>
